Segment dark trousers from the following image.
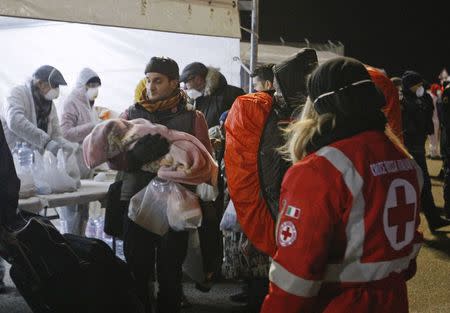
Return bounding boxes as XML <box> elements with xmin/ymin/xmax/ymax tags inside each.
<box><xmin>123</xmin><ymin>205</ymin><xmax>188</xmax><ymax>313</ymax></box>
<box><xmin>247</xmin><ymin>277</ymin><xmax>269</xmax><ymax>313</ymax></box>
<box><xmin>408</xmin><ymin>147</ymin><xmax>443</xmax><ymax>226</ymax></box>
<box><xmin>198</xmin><ymin>200</ymin><xmax>223</xmax><ymax>276</ymax></box>
<box><xmin>443</xmin><ymin>167</ymin><xmax>450</xmax><ymax>218</ymax></box>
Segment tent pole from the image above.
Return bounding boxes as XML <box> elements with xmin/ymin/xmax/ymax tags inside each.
<box><xmin>249</xmin><ymin>0</ymin><xmax>259</xmax><ymax>93</ymax></box>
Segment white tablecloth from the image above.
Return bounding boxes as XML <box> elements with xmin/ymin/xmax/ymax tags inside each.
<box><xmin>18</xmin><ymin>179</ymin><xmax>112</xmax><ymax>214</ymax></box>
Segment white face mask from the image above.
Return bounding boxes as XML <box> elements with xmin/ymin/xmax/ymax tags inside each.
<box><xmin>44</xmin><ymin>87</ymin><xmax>60</xmax><ymax>100</ymax></box>
<box><xmin>437</xmin><ymin>90</ymin><xmax>442</xmax><ymax>97</ymax></box>
<box><xmin>86</xmin><ymin>87</ymin><xmax>99</xmax><ymax>101</ymax></box>
<box><xmin>186</xmin><ymin>88</ymin><xmax>203</xmax><ymax>100</ymax></box>
<box><xmin>416</xmin><ymin>86</ymin><xmax>425</xmax><ymax>98</ymax></box>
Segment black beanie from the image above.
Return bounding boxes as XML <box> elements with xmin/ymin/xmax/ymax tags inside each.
<box><xmin>401</xmin><ymin>71</ymin><xmax>423</xmax><ymax>90</ymax></box>
<box><xmin>144</xmin><ymin>57</ymin><xmax>179</xmax><ymax>80</ymax></box>
<box><xmin>308</xmin><ymin>57</ymin><xmax>385</xmax><ymax>118</ymax></box>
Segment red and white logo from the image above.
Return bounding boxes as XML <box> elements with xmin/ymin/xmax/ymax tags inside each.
<box><xmin>278</xmin><ymin>221</ymin><xmax>297</xmax><ymax>247</ymax></box>
<box><xmin>383</xmin><ymin>178</ymin><xmax>417</xmax><ymax>250</ymax></box>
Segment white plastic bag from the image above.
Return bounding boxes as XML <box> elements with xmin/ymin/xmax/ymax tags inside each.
<box><xmin>128</xmin><ymin>177</ymin><xmax>171</xmax><ymax>236</ymax></box>
<box><xmin>220</xmin><ymin>200</ymin><xmax>241</xmax><ymax>232</ymax></box>
<box><xmin>167</xmin><ymin>183</ymin><xmax>202</xmax><ymax>231</ymax></box>
<box><xmin>32</xmin><ymin>150</ymin><xmax>52</xmax><ymax>194</ymax></box>
<box><xmin>42</xmin><ymin>150</ymin><xmax>77</xmax><ymax>193</ymax></box>
<box><xmin>57</xmin><ymin>149</ymin><xmax>81</xmax><ymax>188</ymax></box>
<box><xmin>196</xmin><ymin>183</ymin><xmax>219</xmax><ymax>202</ymax></box>
<box><xmin>13</xmin><ymin>153</ymin><xmax>36</xmax><ymax>199</ymax></box>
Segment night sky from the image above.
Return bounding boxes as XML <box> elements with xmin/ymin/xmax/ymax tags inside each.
<box><xmin>241</xmin><ymin>0</ymin><xmax>450</xmax><ymax>82</ymax></box>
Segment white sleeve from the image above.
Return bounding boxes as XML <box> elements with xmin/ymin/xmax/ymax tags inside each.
<box><xmin>5</xmin><ymin>86</ymin><xmax>51</xmax><ymax>150</ymax></box>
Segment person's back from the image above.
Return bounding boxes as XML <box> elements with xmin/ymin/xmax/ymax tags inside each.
<box><xmin>268</xmin><ymin>130</ymin><xmax>421</xmax><ymax>313</ymax></box>
<box><xmin>261</xmin><ymin>57</ymin><xmax>422</xmax><ymax>313</ymax></box>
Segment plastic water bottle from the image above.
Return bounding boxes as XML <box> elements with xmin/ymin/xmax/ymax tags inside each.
<box><xmin>152</xmin><ymin>177</ymin><xmax>171</xmax><ymax>193</ymax></box>
<box><xmin>17</xmin><ymin>142</ymin><xmax>34</xmax><ymax>170</ymax></box>
<box><xmin>11</xmin><ymin>141</ymin><xmax>21</xmax><ymax>154</ymax></box>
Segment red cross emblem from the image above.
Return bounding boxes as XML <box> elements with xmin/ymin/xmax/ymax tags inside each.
<box><xmin>278</xmin><ymin>221</ymin><xmax>297</xmax><ymax>247</ymax></box>
<box><xmin>387</xmin><ymin>186</ymin><xmax>415</xmax><ymax>243</ymax></box>
<box><xmin>282</xmin><ymin>227</ymin><xmax>293</xmax><ymax>241</ymax></box>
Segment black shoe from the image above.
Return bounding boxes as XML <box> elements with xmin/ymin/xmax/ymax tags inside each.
<box><xmin>429</xmin><ymin>218</ymin><xmax>450</xmax><ymax>232</ymax></box>
<box><xmin>230</xmin><ymin>291</ymin><xmax>248</xmax><ymax>303</ymax></box>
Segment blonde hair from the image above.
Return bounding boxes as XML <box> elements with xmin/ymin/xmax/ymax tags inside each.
<box><xmin>283</xmin><ymin>98</ymin><xmax>411</xmax><ymax>163</ymax></box>
<box><xmin>282</xmin><ymin>98</ymin><xmax>335</xmax><ymax>163</ymax></box>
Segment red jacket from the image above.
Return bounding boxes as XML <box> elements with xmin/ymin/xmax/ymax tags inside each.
<box><xmin>261</xmin><ymin>130</ymin><xmax>422</xmax><ymax>313</ymax></box>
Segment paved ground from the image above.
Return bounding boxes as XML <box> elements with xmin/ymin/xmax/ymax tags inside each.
<box><xmin>407</xmin><ymin>157</ymin><xmax>450</xmax><ymax>313</ymax></box>
<box><xmin>1</xmin><ymin>158</ymin><xmax>449</xmax><ymax>313</ymax></box>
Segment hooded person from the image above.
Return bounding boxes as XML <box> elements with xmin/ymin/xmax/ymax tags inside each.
<box><xmin>1</xmin><ymin>65</ymin><xmax>75</xmax><ymax>156</ymax></box>
<box><xmin>57</xmin><ymin>68</ymin><xmax>102</xmax><ymax>236</ymax></box>
<box><xmin>180</xmin><ymin>62</ymin><xmax>244</xmax><ymax>128</ymax></box>
<box><xmin>61</xmin><ymin>68</ymin><xmax>101</xmax><ymax>177</ymax></box>
<box><xmin>115</xmin><ymin>56</ymin><xmax>212</xmax><ymax>313</ymax></box>
<box><xmin>261</xmin><ymin>57</ymin><xmax>423</xmax><ymax>313</ymax></box>
<box><xmin>401</xmin><ymin>70</ymin><xmax>450</xmax><ymax>231</ymax></box>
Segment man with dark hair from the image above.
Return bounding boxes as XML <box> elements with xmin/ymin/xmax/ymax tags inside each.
<box><xmin>180</xmin><ymin>62</ymin><xmax>244</xmax><ymax>127</ymax></box>
<box><xmin>117</xmin><ymin>57</ymin><xmax>212</xmax><ymax>313</ymax></box>
<box><xmin>251</xmin><ymin>63</ymin><xmax>275</xmax><ymax>92</ymax></box>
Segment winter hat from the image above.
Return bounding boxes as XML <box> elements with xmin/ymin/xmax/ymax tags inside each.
<box><xmin>401</xmin><ymin>71</ymin><xmax>423</xmax><ymax>90</ymax></box>
<box><xmin>145</xmin><ymin>57</ymin><xmax>179</xmax><ymax>80</ymax></box>
<box><xmin>33</xmin><ymin>65</ymin><xmax>67</xmax><ymax>88</ymax></box>
<box><xmin>180</xmin><ymin>62</ymin><xmax>208</xmax><ymax>82</ymax></box>
<box><xmin>180</xmin><ymin>62</ymin><xmax>208</xmax><ymax>83</ymax></box>
<box><xmin>308</xmin><ymin>57</ymin><xmax>386</xmax><ymax>117</ymax></box>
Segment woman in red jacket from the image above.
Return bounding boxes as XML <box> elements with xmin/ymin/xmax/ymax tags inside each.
<box><xmin>261</xmin><ymin>57</ymin><xmax>423</xmax><ymax>313</ymax></box>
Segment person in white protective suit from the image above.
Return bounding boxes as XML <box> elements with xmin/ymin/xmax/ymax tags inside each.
<box><xmin>59</xmin><ymin>68</ymin><xmax>102</xmax><ymax>235</ymax></box>
<box><xmin>1</xmin><ymin>65</ymin><xmax>75</xmax><ymax>155</ymax></box>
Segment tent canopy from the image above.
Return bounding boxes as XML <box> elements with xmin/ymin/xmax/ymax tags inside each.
<box><xmin>0</xmin><ymin>0</ymin><xmax>241</xmax><ymax>38</ymax></box>
<box><xmin>240</xmin><ymin>42</ymin><xmax>342</xmax><ymax>66</ymax></box>
<box><xmin>0</xmin><ymin>16</ymin><xmax>241</xmax><ymax>115</ymax></box>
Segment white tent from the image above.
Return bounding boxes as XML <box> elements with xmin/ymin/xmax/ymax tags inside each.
<box><xmin>240</xmin><ymin>42</ymin><xmax>342</xmax><ymax>66</ymax></box>
<box><xmin>0</xmin><ymin>0</ymin><xmax>241</xmax><ymax>38</ymax></box>
<box><xmin>0</xmin><ymin>16</ymin><xmax>242</xmax><ymax>115</ymax></box>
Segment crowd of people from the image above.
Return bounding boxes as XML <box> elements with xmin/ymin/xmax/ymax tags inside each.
<box><xmin>0</xmin><ymin>51</ymin><xmax>449</xmax><ymax>313</ymax></box>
